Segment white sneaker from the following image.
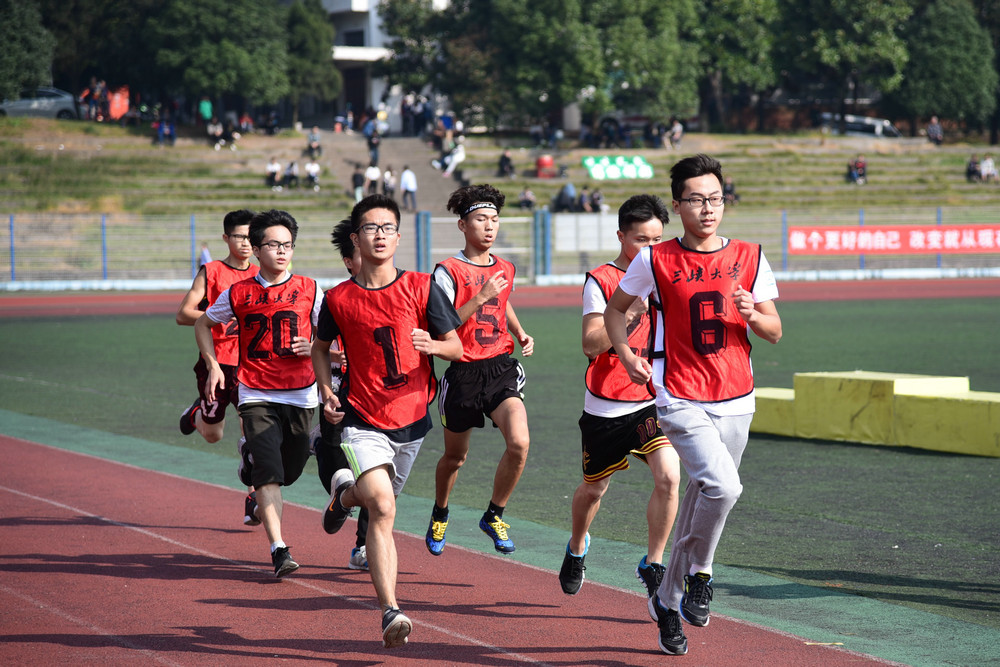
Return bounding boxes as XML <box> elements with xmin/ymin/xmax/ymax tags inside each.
<box><xmin>348</xmin><ymin>545</ymin><xmax>368</xmax><ymax>571</ymax></box>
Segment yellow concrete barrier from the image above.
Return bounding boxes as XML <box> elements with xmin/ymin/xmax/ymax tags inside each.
<box><xmin>751</xmin><ymin>371</ymin><xmax>999</xmax><ymax>457</ymax></box>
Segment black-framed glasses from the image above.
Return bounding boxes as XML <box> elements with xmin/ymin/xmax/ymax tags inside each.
<box><xmin>359</xmin><ymin>222</ymin><xmax>399</xmax><ymax>236</ymax></box>
<box><xmin>258</xmin><ymin>240</ymin><xmax>295</xmax><ymax>251</ymax></box>
<box><xmin>228</xmin><ymin>233</ymin><xmax>251</xmax><ymax>243</ymax></box>
<box><xmin>680</xmin><ymin>195</ymin><xmax>725</xmax><ymax>208</ymax></box>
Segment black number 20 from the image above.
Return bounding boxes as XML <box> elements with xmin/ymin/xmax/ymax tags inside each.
<box><xmin>245</xmin><ymin>310</ymin><xmax>298</xmax><ymax>359</ymax></box>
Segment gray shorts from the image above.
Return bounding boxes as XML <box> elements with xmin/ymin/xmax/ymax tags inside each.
<box><xmin>340</xmin><ymin>426</ymin><xmax>422</xmax><ymax>495</ymax></box>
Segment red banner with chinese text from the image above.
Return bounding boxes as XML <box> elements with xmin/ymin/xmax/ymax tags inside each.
<box><xmin>787</xmin><ymin>225</ymin><xmax>1000</xmax><ymax>255</ymax></box>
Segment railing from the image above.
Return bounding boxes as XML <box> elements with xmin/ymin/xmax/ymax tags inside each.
<box><xmin>4</xmin><ymin>207</ymin><xmax>1000</xmax><ymax>290</ymax></box>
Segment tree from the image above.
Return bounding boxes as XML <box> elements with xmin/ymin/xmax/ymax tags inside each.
<box><xmin>0</xmin><ymin>1</ymin><xmax>56</xmax><ymax>101</ymax></box>
<box><xmin>972</xmin><ymin>0</ymin><xmax>1000</xmax><ymax>143</ymax></box>
<box><xmin>146</xmin><ymin>0</ymin><xmax>289</xmax><ymax>106</ymax></box>
<box><xmin>689</xmin><ymin>0</ymin><xmax>780</xmax><ymax>132</ymax></box>
<box><xmin>375</xmin><ymin>0</ymin><xmax>443</xmax><ymax>97</ymax></box>
<box><xmin>883</xmin><ymin>0</ymin><xmax>997</xmax><ymax>134</ymax></box>
<box><xmin>775</xmin><ymin>0</ymin><xmax>913</xmax><ymax>124</ymax></box>
<box><xmin>286</xmin><ymin>0</ymin><xmax>342</xmax><ymax>126</ymax></box>
<box><xmin>582</xmin><ymin>0</ymin><xmax>700</xmax><ymax>124</ymax></box>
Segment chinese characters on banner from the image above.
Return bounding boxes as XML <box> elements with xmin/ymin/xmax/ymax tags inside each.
<box><xmin>788</xmin><ymin>225</ymin><xmax>1000</xmax><ymax>255</ymax></box>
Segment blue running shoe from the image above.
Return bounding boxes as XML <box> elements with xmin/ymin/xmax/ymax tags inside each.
<box><xmin>425</xmin><ymin>515</ymin><xmax>449</xmax><ymax>556</ymax></box>
<box><xmin>480</xmin><ymin>515</ymin><xmax>515</xmax><ymax>553</ymax></box>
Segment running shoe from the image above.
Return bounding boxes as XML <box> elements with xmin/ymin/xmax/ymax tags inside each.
<box><xmin>179</xmin><ymin>399</ymin><xmax>200</xmax><ymax>435</ymax></box>
<box><xmin>680</xmin><ymin>572</ymin><xmax>713</xmax><ymax>627</ymax></box>
<box><xmin>559</xmin><ymin>551</ymin><xmax>586</xmax><ymax>595</ymax></box>
<box><xmin>381</xmin><ymin>607</ymin><xmax>412</xmax><ymax>648</ymax></box>
<box><xmin>243</xmin><ymin>491</ymin><xmax>260</xmax><ymax>526</ymax></box>
<box><xmin>323</xmin><ymin>468</ymin><xmax>355</xmax><ymax>534</ymax></box>
<box><xmin>348</xmin><ymin>546</ymin><xmax>368</xmax><ymax>571</ymax></box>
<box><xmin>635</xmin><ymin>555</ymin><xmax>666</xmax><ymax>620</ymax></box>
<box><xmin>425</xmin><ymin>514</ymin><xmax>449</xmax><ymax>556</ymax></box>
<box><xmin>272</xmin><ymin>546</ymin><xmax>299</xmax><ymax>578</ymax></box>
<box><xmin>479</xmin><ymin>514</ymin><xmax>515</xmax><ymax>553</ymax></box>
<box><xmin>653</xmin><ymin>595</ymin><xmax>688</xmax><ymax>655</ymax></box>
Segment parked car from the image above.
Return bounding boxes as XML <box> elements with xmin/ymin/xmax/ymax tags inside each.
<box><xmin>818</xmin><ymin>112</ymin><xmax>901</xmax><ymax>138</ymax></box>
<box><xmin>0</xmin><ymin>87</ymin><xmax>79</xmax><ymax>120</ymax></box>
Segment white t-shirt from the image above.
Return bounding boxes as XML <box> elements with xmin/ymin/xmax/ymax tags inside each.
<box><xmin>617</xmin><ymin>238</ymin><xmax>779</xmax><ymax>416</ymax></box>
<box><xmin>582</xmin><ymin>269</ymin><xmax>656</xmax><ymax>418</ymax></box>
<box><xmin>206</xmin><ymin>271</ymin><xmax>322</xmax><ymax>409</ymax></box>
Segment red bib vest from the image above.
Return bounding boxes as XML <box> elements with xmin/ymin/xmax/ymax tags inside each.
<box><xmin>204</xmin><ymin>260</ymin><xmax>259</xmax><ymax>365</ymax></box>
<box><xmin>325</xmin><ymin>271</ymin><xmax>437</xmax><ymax>431</ymax></box>
<box><xmin>648</xmin><ymin>239</ymin><xmax>760</xmax><ymax>402</ymax></box>
<box><xmin>229</xmin><ymin>274</ymin><xmax>316</xmax><ymax>391</ymax></box>
<box><xmin>436</xmin><ymin>255</ymin><xmax>516</xmax><ymax>362</ymax></box>
<box><xmin>584</xmin><ymin>263</ymin><xmax>654</xmax><ymax>403</ymax></box>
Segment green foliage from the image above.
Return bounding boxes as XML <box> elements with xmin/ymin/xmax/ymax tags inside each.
<box><xmin>374</xmin><ymin>0</ymin><xmax>443</xmax><ymax>95</ymax></box>
<box><xmin>776</xmin><ymin>0</ymin><xmax>913</xmax><ymax>97</ymax></box>
<box><xmin>884</xmin><ymin>0</ymin><xmax>998</xmax><ymax>123</ymax></box>
<box><xmin>147</xmin><ymin>0</ymin><xmax>290</xmax><ymax>103</ymax></box>
<box><xmin>286</xmin><ymin>0</ymin><xmax>342</xmax><ymax>116</ymax></box>
<box><xmin>0</xmin><ymin>1</ymin><xmax>56</xmax><ymax>100</ymax></box>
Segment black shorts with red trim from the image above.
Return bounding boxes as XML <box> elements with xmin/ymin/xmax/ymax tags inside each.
<box><xmin>193</xmin><ymin>355</ymin><xmax>238</xmax><ymax>425</ymax></box>
<box><xmin>438</xmin><ymin>354</ymin><xmax>525</xmax><ymax>433</ymax></box>
<box><xmin>578</xmin><ymin>404</ymin><xmax>671</xmax><ymax>483</ymax></box>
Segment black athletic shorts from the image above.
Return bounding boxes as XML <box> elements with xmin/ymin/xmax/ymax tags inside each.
<box><xmin>578</xmin><ymin>404</ymin><xmax>671</xmax><ymax>483</ymax></box>
<box><xmin>438</xmin><ymin>354</ymin><xmax>525</xmax><ymax>433</ymax></box>
<box><xmin>193</xmin><ymin>355</ymin><xmax>238</xmax><ymax>425</ymax></box>
<box><xmin>238</xmin><ymin>402</ymin><xmax>314</xmax><ymax>488</ymax></box>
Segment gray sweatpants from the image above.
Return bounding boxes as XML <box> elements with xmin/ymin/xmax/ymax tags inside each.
<box><xmin>655</xmin><ymin>401</ymin><xmax>753</xmax><ymax>610</ymax></box>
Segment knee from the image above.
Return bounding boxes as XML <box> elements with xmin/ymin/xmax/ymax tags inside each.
<box><xmin>442</xmin><ymin>449</ymin><xmax>467</xmax><ymax>470</ymax></box>
<box><xmin>505</xmin><ymin>435</ymin><xmax>530</xmax><ymax>463</ymax></box>
<box><xmin>366</xmin><ymin>495</ymin><xmax>396</xmax><ymax>523</ymax></box>
<box><xmin>577</xmin><ymin>480</ymin><xmax>607</xmax><ymax>505</ymax></box>
<box><xmin>652</xmin><ymin>466</ymin><xmax>681</xmax><ymax>497</ymax></box>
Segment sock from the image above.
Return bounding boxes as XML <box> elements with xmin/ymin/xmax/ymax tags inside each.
<box><xmin>270</xmin><ymin>540</ymin><xmax>286</xmax><ymax>553</ymax></box>
<box><xmin>567</xmin><ymin>532</ymin><xmax>590</xmax><ymax>557</ymax></box>
<box><xmin>689</xmin><ymin>565</ymin><xmax>712</xmax><ymax>578</ymax></box>
<box><xmin>432</xmin><ymin>503</ymin><xmax>449</xmax><ymax>521</ymax></box>
<box><xmin>486</xmin><ymin>501</ymin><xmax>504</xmax><ymax>520</ymax></box>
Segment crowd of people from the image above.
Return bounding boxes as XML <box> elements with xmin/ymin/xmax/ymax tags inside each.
<box><xmin>174</xmin><ymin>152</ymin><xmax>780</xmax><ymax>657</ymax></box>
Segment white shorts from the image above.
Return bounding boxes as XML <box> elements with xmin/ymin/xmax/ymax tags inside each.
<box><xmin>340</xmin><ymin>426</ymin><xmax>423</xmax><ymax>495</ymax></box>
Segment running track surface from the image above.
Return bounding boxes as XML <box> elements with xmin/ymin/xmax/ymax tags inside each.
<box><xmin>1</xmin><ymin>281</ymin><xmax>994</xmax><ymax>665</ymax></box>
<box><xmin>0</xmin><ymin>278</ymin><xmax>998</xmax><ymax>317</ymax></box>
<box><xmin>0</xmin><ymin>436</ymin><xmax>897</xmax><ymax>666</ymax></box>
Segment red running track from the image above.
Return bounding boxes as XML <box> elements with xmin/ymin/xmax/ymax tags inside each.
<box><xmin>0</xmin><ymin>436</ymin><xmax>898</xmax><ymax>666</ymax></box>
<box><xmin>0</xmin><ymin>278</ymin><xmax>997</xmax><ymax>318</ymax></box>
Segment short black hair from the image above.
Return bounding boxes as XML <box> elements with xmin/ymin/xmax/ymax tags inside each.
<box><xmin>446</xmin><ymin>183</ymin><xmax>505</xmax><ymax>217</ymax></box>
<box><xmin>249</xmin><ymin>209</ymin><xmax>298</xmax><ymax>247</ymax></box>
<box><xmin>223</xmin><ymin>209</ymin><xmax>254</xmax><ymax>235</ymax></box>
<box><xmin>350</xmin><ymin>194</ymin><xmax>400</xmax><ymax>233</ymax></box>
<box><xmin>669</xmin><ymin>153</ymin><xmax>724</xmax><ymax>201</ymax></box>
<box><xmin>617</xmin><ymin>194</ymin><xmax>669</xmax><ymax>231</ymax></box>
<box><xmin>330</xmin><ymin>218</ymin><xmax>354</xmax><ymax>260</ymax></box>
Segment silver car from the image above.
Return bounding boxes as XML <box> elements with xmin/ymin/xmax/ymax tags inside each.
<box><xmin>0</xmin><ymin>86</ymin><xmax>79</xmax><ymax>119</ymax></box>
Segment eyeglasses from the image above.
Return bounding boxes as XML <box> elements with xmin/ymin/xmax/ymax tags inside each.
<box><xmin>358</xmin><ymin>222</ymin><xmax>399</xmax><ymax>236</ymax></box>
<box><xmin>258</xmin><ymin>240</ymin><xmax>295</xmax><ymax>251</ymax></box>
<box><xmin>679</xmin><ymin>195</ymin><xmax>725</xmax><ymax>208</ymax></box>
<box><xmin>228</xmin><ymin>233</ymin><xmax>250</xmax><ymax>243</ymax></box>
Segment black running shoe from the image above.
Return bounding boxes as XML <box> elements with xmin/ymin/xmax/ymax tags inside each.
<box><xmin>237</xmin><ymin>437</ymin><xmax>253</xmax><ymax>487</ymax></box>
<box><xmin>243</xmin><ymin>491</ymin><xmax>260</xmax><ymax>526</ymax></box>
<box><xmin>272</xmin><ymin>546</ymin><xmax>299</xmax><ymax>578</ymax></box>
<box><xmin>559</xmin><ymin>550</ymin><xmax>586</xmax><ymax>595</ymax></box>
<box><xmin>381</xmin><ymin>607</ymin><xmax>412</xmax><ymax>648</ymax></box>
<box><xmin>635</xmin><ymin>555</ymin><xmax>666</xmax><ymax>620</ymax></box>
<box><xmin>680</xmin><ymin>572</ymin><xmax>713</xmax><ymax>627</ymax></box>
<box><xmin>179</xmin><ymin>399</ymin><xmax>200</xmax><ymax>435</ymax></box>
<box><xmin>323</xmin><ymin>468</ymin><xmax>355</xmax><ymax>534</ymax></box>
<box><xmin>653</xmin><ymin>596</ymin><xmax>688</xmax><ymax>656</ymax></box>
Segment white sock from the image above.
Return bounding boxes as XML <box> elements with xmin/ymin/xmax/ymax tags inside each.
<box><xmin>689</xmin><ymin>564</ymin><xmax>712</xmax><ymax>577</ymax></box>
<box><xmin>270</xmin><ymin>541</ymin><xmax>286</xmax><ymax>553</ymax></box>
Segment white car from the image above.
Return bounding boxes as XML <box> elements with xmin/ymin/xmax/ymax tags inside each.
<box><xmin>0</xmin><ymin>86</ymin><xmax>79</xmax><ymax>120</ymax></box>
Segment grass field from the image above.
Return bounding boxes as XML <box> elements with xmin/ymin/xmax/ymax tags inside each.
<box><xmin>0</xmin><ymin>296</ymin><xmax>997</xmax><ymax>631</ymax></box>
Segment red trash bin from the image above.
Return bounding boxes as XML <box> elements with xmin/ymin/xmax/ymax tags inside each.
<box><xmin>536</xmin><ymin>154</ymin><xmax>556</xmax><ymax>178</ymax></box>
